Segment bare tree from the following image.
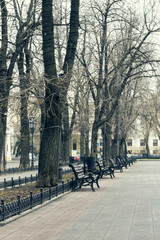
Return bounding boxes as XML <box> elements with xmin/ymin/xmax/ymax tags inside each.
<box><xmin>38</xmin><ymin>0</ymin><xmax>80</xmax><ymax>186</ymax></box>
<box><xmin>13</xmin><ymin>0</ymin><xmax>41</xmax><ymax>168</ymax></box>
<box><xmin>78</xmin><ymin>0</ymin><xmax>160</xmax><ymax>164</ymax></box>
<box><xmin>0</xmin><ymin>0</ymin><xmax>19</xmax><ymax>169</ymax></box>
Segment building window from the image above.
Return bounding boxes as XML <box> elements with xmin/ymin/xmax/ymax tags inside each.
<box><xmin>153</xmin><ymin>139</ymin><xmax>158</xmax><ymax>146</ymax></box>
<box><xmin>127</xmin><ymin>139</ymin><xmax>132</xmax><ymax>146</ymax></box>
<box><xmin>153</xmin><ymin>150</ymin><xmax>158</xmax><ymax>155</ymax></box>
<box><xmin>73</xmin><ymin>139</ymin><xmax>77</xmax><ymax>150</ymax></box>
<box><xmin>140</xmin><ymin>139</ymin><xmax>145</xmax><ymax>146</ymax></box>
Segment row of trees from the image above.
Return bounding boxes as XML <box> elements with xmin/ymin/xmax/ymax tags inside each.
<box><xmin>0</xmin><ymin>0</ymin><xmax>160</xmax><ymax>186</ymax></box>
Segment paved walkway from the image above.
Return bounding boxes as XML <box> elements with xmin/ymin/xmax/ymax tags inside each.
<box><xmin>1</xmin><ymin>161</ymin><xmax>160</xmax><ymax>240</ymax></box>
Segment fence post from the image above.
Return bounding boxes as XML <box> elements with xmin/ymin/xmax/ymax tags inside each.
<box><xmin>4</xmin><ymin>178</ymin><xmax>6</xmax><ymax>189</ymax></box>
<box><xmin>67</xmin><ymin>179</ymin><xmax>69</xmax><ymax>191</ymax></box>
<box><xmin>17</xmin><ymin>195</ymin><xmax>21</xmax><ymax>214</ymax></box>
<box><xmin>62</xmin><ymin>181</ymin><xmax>64</xmax><ymax>193</ymax></box>
<box><xmin>19</xmin><ymin>176</ymin><xmax>21</xmax><ymax>187</ymax></box>
<box><xmin>30</xmin><ymin>192</ymin><xmax>33</xmax><ymax>209</ymax></box>
<box><xmin>31</xmin><ymin>174</ymin><xmax>33</xmax><ymax>183</ymax></box>
<box><xmin>72</xmin><ymin>177</ymin><xmax>74</xmax><ymax>189</ymax></box>
<box><xmin>40</xmin><ymin>188</ymin><xmax>43</xmax><ymax>204</ymax></box>
<box><xmin>49</xmin><ymin>186</ymin><xmax>51</xmax><ymax>200</ymax></box>
<box><xmin>56</xmin><ymin>184</ymin><xmax>58</xmax><ymax>197</ymax></box>
<box><xmin>11</xmin><ymin>177</ymin><xmax>14</xmax><ymax>188</ymax></box>
<box><xmin>1</xmin><ymin>199</ymin><xmax>5</xmax><ymax>221</ymax></box>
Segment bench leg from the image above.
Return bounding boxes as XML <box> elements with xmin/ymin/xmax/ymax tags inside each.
<box><xmin>91</xmin><ymin>182</ymin><xmax>95</xmax><ymax>192</ymax></box>
<box><xmin>110</xmin><ymin>172</ymin><xmax>113</xmax><ymax>179</ymax></box>
<box><xmin>96</xmin><ymin>178</ymin><xmax>100</xmax><ymax>188</ymax></box>
<box><xmin>79</xmin><ymin>179</ymin><xmax>84</xmax><ymax>188</ymax></box>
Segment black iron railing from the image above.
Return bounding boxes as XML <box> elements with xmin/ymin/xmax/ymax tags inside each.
<box><xmin>0</xmin><ymin>180</ymin><xmax>74</xmax><ymax>222</ymax></box>
<box><xmin>0</xmin><ymin>174</ymin><xmax>38</xmax><ymax>189</ymax></box>
<box><xmin>0</xmin><ymin>168</ymin><xmax>72</xmax><ymax>190</ymax></box>
<box><xmin>0</xmin><ymin>165</ymin><xmax>38</xmax><ymax>176</ymax></box>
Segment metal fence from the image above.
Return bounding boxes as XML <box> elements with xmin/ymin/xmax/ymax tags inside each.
<box><xmin>0</xmin><ymin>165</ymin><xmax>38</xmax><ymax>176</ymax></box>
<box><xmin>0</xmin><ymin>167</ymin><xmax>73</xmax><ymax>190</ymax></box>
<box><xmin>0</xmin><ymin>174</ymin><xmax>38</xmax><ymax>189</ymax></box>
<box><xmin>0</xmin><ymin>180</ymin><xmax>74</xmax><ymax>222</ymax></box>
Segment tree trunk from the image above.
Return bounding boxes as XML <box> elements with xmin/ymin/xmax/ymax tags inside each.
<box><xmin>145</xmin><ymin>133</ymin><xmax>150</xmax><ymax>155</ymax></box>
<box><xmin>62</xmin><ymin>130</ymin><xmax>69</xmax><ymax>163</ymax></box>
<box><xmin>105</xmin><ymin>125</ymin><xmax>112</xmax><ymax>165</ymax></box>
<box><xmin>39</xmin><ymin>0</ymin><xmax>79</xmax><ymax>186</ymax></box>
<box><xmin>80</xmin><ymin>127</ymin><xmax>85</xmax><ymax>158</ymax></box>
<box><xmin>119</xmin><ymin>138</ymin><xmax>125</xmax><ymax>157</ymax></box>
<box><xmin>62</xmin><ymin>102</ymin><xmax>70</xmax><ymax>163</ymax></box>
<box><xmin>0</xmin><ymin>118</ymin><xmax>6</xmax><ymax>170</ymax></box>
<box><xmin>85</xmin><ymin>131</ymin><xmax>89</xmax><ymax>157</ymax></box>
<box><xmin>91</xmin><ymin>122</ymin><xmax>98</xmax><ymax>158</ymax></box>
<box><xmin>18</xmin><ymin>52</ymin><xmax>30</xmax><ymax>168</ymax></box>
<box><xmin>111</xmin><ymin>138</ymin><xmax>118</xmax><ymax>160</ymax></box>
<box><xmin>39</xmin><ymin>125</ymin><xmax>60</xmax><ymax>186</ymax></box>
<box><xmin>0</xmin><ymin>0</ymin><xmax>8</xmax><ymax>169</ymax></box>
<box><xmin>20</xmin><ymin>96</ymin><xmax>29</xmax><ymax>168</ymax></box>
<box><xmin>111</xmin><ymin>121</ymin><xmax>118</xmax><ymax>159</ymax></box>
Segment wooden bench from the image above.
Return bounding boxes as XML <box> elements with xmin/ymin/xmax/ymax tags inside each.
<box><xmin>128</xmin><ymin>156</ymin><xmax>136</xmax><ymax>165</ymax></box>
<box><xmin>96</xmin><ymin>159</ymin><xmax>115</xmax><ymax>179</ymax></box>
<box><xmin>68</xmin><ymin>163</ymin><xmax>100</xmax><ymax>192</ymax></box>
<box><xmin>109</xmin><ymin>158</ymin><xmax>123</xmax><ymax>173</ymax></box>
<box><xmin>116</xmin><ymin>157</ymin><xmax>128</xmax><ymax>169</ymax></box>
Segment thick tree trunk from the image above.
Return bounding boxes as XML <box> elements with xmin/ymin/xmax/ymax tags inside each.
<box><xmin>38</xmin><ymin>75</ymin><xmax>62</xmax><ymax>186</ymax></box>
<box><xmin>39</xmin><ymin>0</ymin><xmax>79</xmax><ymax>186</ymax></box>
<box><xmin>39</xmin><ymin>0</ymin><xmax>61</xmax><ymax>186</ymax></box>
<box><xmin>39</xmin><ymin>126</ymin><xmax>60</xmax><ymax>186</ymax></box>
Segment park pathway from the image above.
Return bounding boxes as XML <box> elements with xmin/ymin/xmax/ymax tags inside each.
<box><xmin>1</xmin><ymin>161</ymin><xmax>160</xmax><ymax>240</ymax></box>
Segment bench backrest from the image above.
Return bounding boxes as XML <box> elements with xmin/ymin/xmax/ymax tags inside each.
<box><xmin>109</xmin><ymin>159</ymin><xmax>114</xmax><ymax>167</ymax></box>
<box><xmin>68</xmin><ymin>163</ymin><xmax>84</xmax><ymax>179</ymax></box>
<box><xmin>116</xmin><ymin>158</ymin><xmax>122</xmax><ymax>166</ymax></box>
<box><xmin>96</xmin><ymin>160</ymin><xmax>104</xmax><ymax>168</ymax></box>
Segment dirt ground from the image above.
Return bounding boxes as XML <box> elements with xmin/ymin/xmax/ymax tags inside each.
<box><xmin>0</xmin><ymin>173</ymin><xmax>74</xmax><ymax>204</ymax></box>
<box><xmin>0</xmin><ymin>183</ymin><xmax>47</xmax><ymax>203</ymax></box>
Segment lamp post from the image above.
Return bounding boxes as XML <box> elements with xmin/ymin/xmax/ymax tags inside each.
<box><xmin>29</xmin><ymin>115</ymin><xmax>36</xmax><ymax>168</ymax></box>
